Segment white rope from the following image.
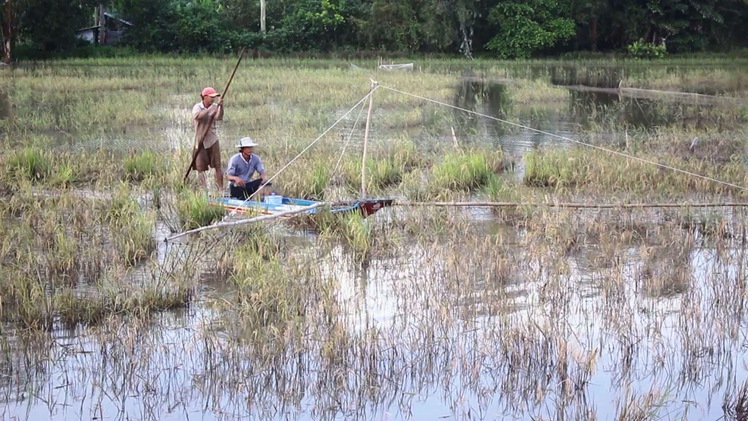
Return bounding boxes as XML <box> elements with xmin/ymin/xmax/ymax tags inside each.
<box><xmin>379</xmin><ymin>84</ymin><xmax>748</xmax><ymax>193</ymax></box>
<box><xmin>331</xmin><ymin>99</ymin><xmax>367</xmax><ymax>179</ymax></box>
<box><xmin>225</xmin><ymin>85</ymin><xmax>382</xmax><ymax>218</ymax></box>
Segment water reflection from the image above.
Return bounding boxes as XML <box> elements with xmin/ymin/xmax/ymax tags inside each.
<box><xmin>453</xmin><ymin>79</ymin><xmax>510</xmax><ymax>136</ymax></box>
<box><xmin>569</xmin><ymin>89</ymin><xmax>709</xmax><ymax>130</ymax></box>
<box><xmin>549</xmin><ymin>65</ymin><xmax>626</xmax><ymax>88</ymax></box>
<box><xmin>450</xmin><ymin>78</ymin><xmax>727</xmax><ymax>158</ymax></box>
<box><xmin>451</xmin><ymin>79</ymin><xmax>578</xmax><ymax>156</ymax></box>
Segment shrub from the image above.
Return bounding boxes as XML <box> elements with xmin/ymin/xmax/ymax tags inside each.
<box><xmin>627</xmin><ymin>40</ymin><xmax>667</xmax><ymax>59</ymax></box>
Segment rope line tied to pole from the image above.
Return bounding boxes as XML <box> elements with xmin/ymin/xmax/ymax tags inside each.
<box><xmin>378</xmin><ymin>84</ymin><xmax>748</xmax><ymax>194</ymax></box>
<box><xmin>224</xmin><ymin>85</ymin><xmax>382</xmax><ymax>219</ymax></box>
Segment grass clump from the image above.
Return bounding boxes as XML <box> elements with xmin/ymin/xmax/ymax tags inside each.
<box><xmin>524</xmin><ymin>148</ymin><xmax>588</xmax><ymax>188</ymax></box>
<box><xmin>316</xmin><ymin>212</ymin><xmax>375</xmax><ymax>260</ymax></box>
<box><xmin>340</xmin><ymin>156</ymin><xmax>403</xmax><ymax>195</ymax></box>
<box><xmin>430</xmin><ymin>150</ymin><xmax>501</xmax><ymax>194</ymax></box>
<box><xmin>55</xmin><ymin>281</ymin><xmax>193</xmax><ymax>328</ymax></box>
<box><xmin>308</xmin><ymin>161</ymin><xmax>331</xmax><ymax>199</ymax></box>
<box><xmin>6</xmin><ymin>148</ymin><xmax>52</xmax><ymax>181</ymax></box>
<box><xmin>112</xmin><ymin>209</ymin><xmax>156</xmax><ymax>265</ymax></box>
<box><xmin>102</xmin><ymin>185</ymin><xmax>156</xmax><ymax>265</ymax></box>
<box><xmin>227</xmin><ymin>248</ymin><xmax>305</xmax><ymax>331</ymax></box>
<box><xmin>365</xmin><ymin>157</ymin><xmax>402</xmax><ymax>192</ymax></box>
<box><xmin>124</xmin><ymin>150</ymin><xmax>162</xmax><ymax>182</ymax></box>
<box><xmin>176</xmin><ymin>189</ymin><xmax>225</xmax><ymax>229</ymax></box>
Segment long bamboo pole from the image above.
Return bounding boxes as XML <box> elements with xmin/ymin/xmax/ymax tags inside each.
<box><xmin>183</xmin><ymin>48</ymin><xmax>246</xmax><ymax>184</ymax></box>
<box><xmin>394</xmin><ymin>201</ymin><xmax>748</xmax><ymax>208</ymax></box>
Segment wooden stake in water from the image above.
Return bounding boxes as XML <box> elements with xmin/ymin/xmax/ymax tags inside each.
<box><xmin>361</xmin><ymin>80</ymin><xmax>377</xmax><ymax>198</ymax></box>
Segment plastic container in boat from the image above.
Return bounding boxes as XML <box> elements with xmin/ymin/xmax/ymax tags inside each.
<box><xmin>265</xmin><ymin>194</ymin><xmax>283</xmax><ymax>205</ymax></box>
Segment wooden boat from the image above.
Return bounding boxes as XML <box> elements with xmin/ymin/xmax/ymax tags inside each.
<box><xmin>213</xmin><ymin>195</ymin><xmax>393</xmax><ymax>218</ymax></box>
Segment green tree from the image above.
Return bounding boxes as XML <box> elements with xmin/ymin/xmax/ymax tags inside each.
<box><xmin>417</xmin><ymin>0</ymin><xmax>456</xmax><ymax>52</ymax></box>
<box><xmin>269</xmin><ymin>0</ymin><xmax>347</xmax><ymax>51</ymax></box>
<box><xmin>455</xmin><ymin>0</ymin><xmax>480</xmax><ymax>58</ymax></box>
<box><xmin>569</xmin><ymin>0</ymin><xmax>607</xmax><ymax>51</ymax></box>
<box><xmin>361</xmin><ymin>0</ymin><xmax>420</xmax><ymax>51</ymax></box>
<box><xmin>112</xmin><ymin>0</ymin><xmax>177</xmax><ymax>51</ymax></box>
<box><xmin>171</xmin><ymin>0</ymin><xmax>232</xmax><ymax>52</ymax></box>
<box><xmin>1</xmin><ymin>0</ymin><xmax>96</xmax><ymax>61</ymax></box>
<box><xmin>485</xmin><ymin>0</ymin><xmax>575</xmax><ymax>58</ymax></box>
<box><xmin>21</xmin><ymin>0</ymin><xmax>96</xmax><ymax>51</ymax></box>
<box><xmin>416</xmin><ymin>0</ymin><xmax>481</xmax><ymax>57</ymax></box>
<box><xmin>1</xmin><ymin>0</ymin><xmax>17</xmax><ymax>62</ymax></box>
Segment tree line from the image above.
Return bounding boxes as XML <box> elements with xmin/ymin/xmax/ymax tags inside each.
<box><xmin>2</xmin><ymin>0</ymin><xmax>747</xmax><ymax>63</ymax></box>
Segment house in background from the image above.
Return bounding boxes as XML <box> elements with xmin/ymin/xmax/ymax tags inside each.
<box><xmin>76</xmin><ymin>5</ymin><xmax>132</xmax><ymax>45</ymax></box>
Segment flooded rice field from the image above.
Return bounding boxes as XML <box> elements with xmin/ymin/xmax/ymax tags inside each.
<box><xmin>0</xmin><ymin>58</ymin><xmax>746</xmax><ymax>420</ymax></box>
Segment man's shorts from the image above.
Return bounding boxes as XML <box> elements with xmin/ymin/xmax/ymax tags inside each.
<box><xmin>229</xmin><ymin>179</ymin><xmax>272</xmax><ymax>199</ymax></box>
<box><xmin>194</xmin><ymin>142</ymin><xmax>221</xmax><ymax>171</ymax></box>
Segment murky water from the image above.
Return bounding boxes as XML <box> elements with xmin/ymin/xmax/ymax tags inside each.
<box><xmin>448</xmin><ymin>78</ymin><xmax>736</xmax><ymax>157</ymax></box>
<box><xmin>2</xmin><ymin>212</ymin><xmax>747</xmax><ymax>420</ymax></box>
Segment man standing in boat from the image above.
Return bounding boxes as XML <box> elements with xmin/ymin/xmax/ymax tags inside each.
<box><xmin>226</xmin><ymin>137</ymin><xmax>272</xmax><ymax>199</ymax></box>
<box><xmin>192</xmin><ymin>87</ymin><xmax>224</xmax><ymax>190</ymax></box>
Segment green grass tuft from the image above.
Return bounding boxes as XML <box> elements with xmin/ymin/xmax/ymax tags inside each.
<box><xmin>6</xmin><ymin>148</ymin><xmax>52</xmax><ymax>181</ymax></box>
<box><xmin>176</xmin><ymin>190</ymin><xmax>225</xmax><ymax>229</ymax></box>
<box><xmin>124</xmin><ymin>150</ymin><xmax>162</xmax><ymax>182</ymax></box>
<box><xmin>430</xmin><ymin>150</ymin><xmax>501</xmax><ymax>193</ymax></box>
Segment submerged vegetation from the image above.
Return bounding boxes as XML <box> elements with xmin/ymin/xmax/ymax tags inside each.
<box><xmin>0</xmin><ymin>57</ymin><xmax>746</xmax><ymax>420</ymax></box>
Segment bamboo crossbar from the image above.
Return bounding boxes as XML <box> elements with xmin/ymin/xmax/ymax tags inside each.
<box><xmin>394</xmin><ymin>201</ymin><xmax>748</xmax><ymax>209</ymax></box>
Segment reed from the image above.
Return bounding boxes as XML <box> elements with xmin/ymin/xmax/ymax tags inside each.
<box><xmin>5</xmin><ymin>148</ymin><xmax>51</xmax><ymax>181</ymax></box>
<box><xmin>524</xmin><ymin>145</ymin><xmax>748</xmax><ymax>197</ymax></box>
<box><xmin>124</xmin><ymin>149</ymin><xmax>163</xmax><ymax>182</ymax></box>
<box><xmin>726</xmin><ymin>381</ymin><xmax>748</xmax><ymax>421</ymax></box>
<box><xmin>225</xmin><ymin>250</ymin><xmax>305</xmax><ymax>332</ymax></box>
<box><xmin>430</xmin><ymin>149</ymin><xmax>503</xmax><ymax>195</ymax></box>
<box><xmin>176</xmin><ymin>189</ymin><xmax>225</xmax><ymax>229</ymax></box>
<box><xmin>111</xmin><ymin>208</ymin><xmax>156</xmax><ymax>265</ymax></box>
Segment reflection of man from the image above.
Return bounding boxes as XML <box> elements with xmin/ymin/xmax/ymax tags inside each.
<box><xmin>192</xmin><ymin>86</ymin><xmax>224</xmax><ymax>189</ymax></box>
<box><xmin>226</xmin><ymin>137</ymin><xmax>272</xmax><ymax>199</ymax></box>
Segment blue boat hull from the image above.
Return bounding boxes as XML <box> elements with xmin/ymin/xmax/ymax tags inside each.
<box><xmin>212</xmin><ymin>196</ymin><xmax>392</xmax><ymax>218</ymax></box>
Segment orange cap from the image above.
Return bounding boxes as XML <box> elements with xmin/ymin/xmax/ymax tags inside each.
<box><xmin>201</xmin><ymin>87</ymin><xmax>220</xmax><ymax>97</ymax></box>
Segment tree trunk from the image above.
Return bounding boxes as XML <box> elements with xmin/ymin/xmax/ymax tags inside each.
<box><xmin>97</xmin><ymin>4</ymin><xmax>106</xmax><ymax>45</ymax></box>
<box><xmin>1</xmin><ymin>0</ymin><xmax>13</xmax><ymax>63</ymax></box>
<box><xmin>459</xmin><ymin>21</ymin><xmax>473</xmax><ymax>59</ymax></box>
<box><xmin>458</xmin><ymin>7</ymin><xmax>474</xmax><ymax>60</ymax></box>
<box><xmin>260</xmin><ymin>0</ymin><xmax>266</xmax><ymax>34</ymax></box>
<box><xmin>590</xmin><ymin>18</ymin><xmax>598</xmax><ymax>51</ymax></box>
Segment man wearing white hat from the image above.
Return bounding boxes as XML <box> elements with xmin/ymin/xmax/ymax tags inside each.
<box><xmin>226</xmin><ymin>137</ymin><xmax>271</xmax><ymax>199</ymax></box>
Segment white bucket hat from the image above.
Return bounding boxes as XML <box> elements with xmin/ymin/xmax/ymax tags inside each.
<box><xmin>236</xmin><ymin>137</ymin><xmax>258</xmax><ymax>149</ymax></box>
